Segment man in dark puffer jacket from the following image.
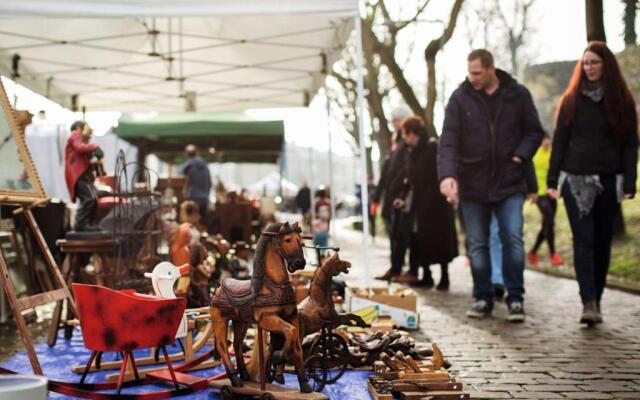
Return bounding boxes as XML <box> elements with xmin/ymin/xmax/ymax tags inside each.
<box><xmin>438</xmin><ymin>49</ymin><xmax>544</xmax><ymax>322</ymax></box>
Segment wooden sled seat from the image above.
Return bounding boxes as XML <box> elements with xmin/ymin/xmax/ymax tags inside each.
<box><xmin>72</xmin><ymin>283</ymin><xmax>187</xmax><ymax>394</ymax></box>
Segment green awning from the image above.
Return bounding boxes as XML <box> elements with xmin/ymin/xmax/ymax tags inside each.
<box><xmin>114</xmin><ymin>112</ymin><xmax>285</xmax><ymax>164</ymax></box>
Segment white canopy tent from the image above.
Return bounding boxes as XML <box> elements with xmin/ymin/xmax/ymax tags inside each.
<box><xmin>0</xmin><ymin>0</ymin><xmax>371</xmax><ymax>279</ymax></box>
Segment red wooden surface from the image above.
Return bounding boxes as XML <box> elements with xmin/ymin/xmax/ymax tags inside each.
<box><xmin>72</xmin><ymin>284</ymin><xmax>186</xmax><ymax>352</ymax></box>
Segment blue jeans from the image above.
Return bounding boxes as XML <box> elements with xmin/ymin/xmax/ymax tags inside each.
<box><xmin>461</xmin><ymin>193</ymin><xmax>525</xmax><ymax>306</ymax></box>
<box><xmin>490</xmin><ymin>213</ymin><xmax>504</xmax><ymax>286</ymax></box>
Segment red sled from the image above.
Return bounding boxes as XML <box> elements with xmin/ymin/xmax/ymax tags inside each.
<box><xmin>72</xmin><ymin>284</ymin><xmax>187</xmax><ymax>395</ymax></box>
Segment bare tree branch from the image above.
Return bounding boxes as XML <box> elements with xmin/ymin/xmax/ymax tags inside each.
<box><xmin>424</xmin><ymin>0</ymin><xmax>464</xmax><ymax>136</ymax></box>
<box><xmin>396</xmin><ymin>0</ymin><xmax>433</xmax><ymax>30</ymax></box>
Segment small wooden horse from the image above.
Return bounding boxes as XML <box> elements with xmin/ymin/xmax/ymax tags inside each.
<box><xmin>298</xmin><ymin>252</ymin><xmax>367</xmax><ymax>336</ymax></box>
<box><xmin>251</xmin><ymin>252</ymin><xmax>367</xmax><ymax>384</ymax></box>
<box><xmin>210</xmin><ymin>222</ymin><xmax>312</xmax><ymax>392</ymax></box>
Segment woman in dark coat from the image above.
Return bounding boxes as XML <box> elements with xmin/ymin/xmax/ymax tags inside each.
<box><xmin>394</xmin><ymin>116</ymin><xmax>459</xmax><ymax>289</ymax></box>
<box><xmin>547</xmin><ymin>41</ymin><xmax>638</xmax><ymax>325</ymax></box>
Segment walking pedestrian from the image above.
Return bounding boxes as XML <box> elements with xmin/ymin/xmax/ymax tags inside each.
<box><xmin>547</xmin><ymin>41</ymin><xmax>638</xmax><ymax>325</ymax></box>
<box><xmin>438</xmin><ymin>49</ymin><xmax>544</xmax><ymax>322</ymax></box>
<box><xmin>373</xmin><ymin>105</ymin><xmax>418</xmax><ymax>281</ymax></box>
<box><xmin>528</xmin><ymin>135</ymin><xmax>565</xmax><ymax>267</ymax></box>
<box><xmin>393</xmin><ymin>117</ymin><xmax>458</xmax><ymax>289</ymax></box>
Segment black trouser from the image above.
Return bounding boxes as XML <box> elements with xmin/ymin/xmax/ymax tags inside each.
<box><xmin>369</xmin><ymin>212</ymin><xmax>376</xmax><ymax>239</ymax></box>
<box><xmin>531</xmin><ymin>195</ymin><xmax>557</xmax><ymax>254</ymax></box>
<box><xmin>74</xmin><ymin>171</ymin><xmax>98</xmax><ymax>230</ymax></box>
<box><xmin>194</xmin><ymin>200</ymin><xmax>208</xmax><ymax>224</ymax></box>
<box><xmin>390</xmin><ymin>210</ymin><xmax>419</xmax><ymax>275</ymax></box>
<box><xmin>562</xmin><ymin>174</ymin><xmax>617</xmax><ymax>304</ymax></box>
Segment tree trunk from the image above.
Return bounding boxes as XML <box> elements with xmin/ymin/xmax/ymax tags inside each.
<box><xmin>585</xmin><ymin>0</ymin><xmax>607</xmax><ymax>42</ymax></box>
<box><xmin>425</xmin><ymin>55</ymin><xmax>438</xmax><ymax>137</ymax></box>
<box><xmin>361</xmin><ymin>18</ymin><xmax>392</xmax><ymax>166</ymax></box>
<box><xmin>424</xmin><ymin>0</ymin><xmax>464</xmax><ymax>137</ymax></box>
<box><xmin>623</xmin><ymin>0</ymin><xmax>637</xmax><ymax>46</ymax></box>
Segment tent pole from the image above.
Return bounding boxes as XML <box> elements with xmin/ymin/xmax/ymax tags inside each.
<box><xmin>324</xmin><ymin>86</ymin><xmax>337</xmax><ymax>241</ymax></box>
<box><xmin>308</xmin><ymin>146</ymin><xmax>317</xmax><ymax>233</ymax></box>
<box><xmin>354</xmin><ymin>15</ymin><xmax>370</xmax><ymax>284</ymax></box>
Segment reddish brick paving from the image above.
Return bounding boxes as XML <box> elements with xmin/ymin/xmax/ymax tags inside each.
<box><xmin>337</xmin><ymin>224</ymin><xmax>640</xmax><ymax>400</ymax></box>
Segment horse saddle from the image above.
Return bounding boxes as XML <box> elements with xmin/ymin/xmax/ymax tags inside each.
<box><xmin>220</xmin><ymin>278</ymin><xmax>256</xmax><ymax>307</ymax></box>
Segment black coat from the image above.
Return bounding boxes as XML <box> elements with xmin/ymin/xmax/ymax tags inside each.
<box><xmin>373</xmin><ymin>142</ymin><xmax>409</xmax><ymax>220</ymax></box>
<box><xmin>438</xmin><ymin>69</ymin><xmax>544</xmax><ymax>202</ymax></box>
<box><xmin>405</xmin><ymin>139</ymin><xmax>459</xmax><ymax>265</ymax></box>
<box><xmin>548</xmin><ymin>95</ymin><xmax>638</xmax><ymax>195</ymax></box>
<box><xmin>295</xmin><ymin>187</ymin><xmax>311</xmax><ymax>212</ymax></box>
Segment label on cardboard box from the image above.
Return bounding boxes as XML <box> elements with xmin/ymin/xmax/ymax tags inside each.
<box><xmin>346</xmin><ymin>287</ymin><xmax>420</xmax><ymax>330</ymax></box>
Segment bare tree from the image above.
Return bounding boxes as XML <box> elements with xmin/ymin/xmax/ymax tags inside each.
<box><xmin>328</xmin><ymin>0</ymin><xmax>464</xmax><ymax>172</ymax></box>
<box><xmin>586</xmin><ymin>0</ymin><xmax>607</xmax><ymax>42</ymax></box>
<box><xmin>363</xmin><ymin>0</ymin><xmax>464</xmax><ymax>137</ymax></box>
<box><xmin>495</xmin><ymin>0</ymin><xmax>536</xmax><ymax>77</ymax></box>
<box><xmin>623</xmin><ymin>0</ymin><xmax>638</xmax><ymax>46</ymax></box>
<box><xmin>424</xmin><ymin>0</ymin><xmax>464</xmax><ymax>133</ymax></box>
<box><xmin>462</xmin><ymin>1</ymin><xmax>498</xmax><ymax>50</ymax></box>
<box><xmin>462</xmin><ymin>0</ymin><xmax>537</xmax><ymax>78</ymax></box>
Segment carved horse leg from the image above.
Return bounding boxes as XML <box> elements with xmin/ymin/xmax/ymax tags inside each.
<box><xmin>257</xmin><ymin>313</ymin><xmax>311</xmax><ymax>393</ymax></box>
<box><xmin>233</xmin><ymin>321</ymin><xmax>250</xmax><ymax>381</ymax></box>
<box><xmin>211</xmin><ymin>309</ymin><xmax>243</xmax><ymax>387</ymax></box>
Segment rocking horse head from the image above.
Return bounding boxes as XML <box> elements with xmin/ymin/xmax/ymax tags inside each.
<box><xmin>318</xmin><ymin>251</ymin><xmax>352</xmax><ymax>278</ymax></box>
<box><xmin>260</xmin><ymin>221</ymin><xmax>307</xmax><ymax>273</ymax></box>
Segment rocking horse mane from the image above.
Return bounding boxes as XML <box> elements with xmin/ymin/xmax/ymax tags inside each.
<box><xmin>251</xmin><ymin>222</ymin><xmax>287</xmax><ymax>295</ymax></box>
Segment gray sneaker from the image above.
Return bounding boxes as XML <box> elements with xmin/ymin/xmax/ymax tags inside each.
<box><xmin>466</xmin><ymin>300</ymin><xmax>492</xmax><ymax>318</ymax></box>
<box><xmin>507</xmin><ymin>301</ymin><xmax>526</xmax><ymax>322</ymax></box>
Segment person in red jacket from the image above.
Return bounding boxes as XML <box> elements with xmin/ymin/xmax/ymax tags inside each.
<box><xmin>64</xmin><ymin>121</ymin><xmax>101</xmax><ymax>231</ymax></box>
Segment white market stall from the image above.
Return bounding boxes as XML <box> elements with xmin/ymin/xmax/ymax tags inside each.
<box><xmin>0</xmin><ymin>0</ymin><xmax>371</xmax><ymax>277</ymax></box>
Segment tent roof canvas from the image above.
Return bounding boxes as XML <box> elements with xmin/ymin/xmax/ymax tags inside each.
<box><xmin>0</xmin><ymin>0</ymin><xmax>357</xmax><ymax>113</ymax></box>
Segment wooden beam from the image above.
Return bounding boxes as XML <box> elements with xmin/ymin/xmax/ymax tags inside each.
<box><xmin>16</xmin><ymin>288</ymin><xmax>67</xmax><ymax>311</ymax></box>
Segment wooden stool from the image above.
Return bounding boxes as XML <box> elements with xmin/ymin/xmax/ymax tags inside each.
<box><xmin>47</xmin><ymin>238</ymin><xmax>119</xmax><ymax>346</ymax></box>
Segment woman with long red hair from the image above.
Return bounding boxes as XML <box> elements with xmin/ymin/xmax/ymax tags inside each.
<box><xmin>547</xmin><ymin>41</ymin><xmax>638</xmax><ymax>325</ymax></box>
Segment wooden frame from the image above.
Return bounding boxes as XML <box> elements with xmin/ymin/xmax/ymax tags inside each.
<box><xmin>0</xmin><ymin>80</ymin><xmax>46</xmax><ymax>204</ymax></box>
<box><xmin>0</xmin><ymin>80</ymin><xmax>76</xmax><ymax>375</ymax></box>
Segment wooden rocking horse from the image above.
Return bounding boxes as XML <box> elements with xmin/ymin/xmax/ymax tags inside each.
<box><xmin>299</xmin><ymin>252</ymin><xmax>367</xmax><ymax>336</ymax></box>
<box><xmin>210</xmin><ymin>222</ymin><xmax>313</xmax><ymax>393</ymax></box>
<box><xmin>249</xmin><ymin>252</ymin><xmax>368</xmax><ymax>389</ymax></box>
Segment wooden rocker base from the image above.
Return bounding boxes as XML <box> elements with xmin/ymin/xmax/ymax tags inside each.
<box><xmin>72</xmin><ymin>320</ymin><xmax>213</xmax><ymax>374</ymax></box>
<box><xmin>210</xmin><ymin>378</ymin><xmax>329</xmax><ymax>400</ymax></box>
<box><xmin>146</xmin><ymin>370</ymin><xmax>208</xmax><ymax>390</ymax></box>
<box><xmin>105</xmin><ymin>359</ymin><xmax>220</xmax><ymax>382</ymax></box>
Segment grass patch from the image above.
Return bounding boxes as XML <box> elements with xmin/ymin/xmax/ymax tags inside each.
<box><xmin>524</xmin><ymin>195</ymin><xmax>640</xmax><ymax>283</ymax></box>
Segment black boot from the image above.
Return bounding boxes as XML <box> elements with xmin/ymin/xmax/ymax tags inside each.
<box><xmin>375</xmin><ymin>268</ymin><xmax>395</xmax><ymax>281</ymax></box>
<box><xmin>437</xmin><ymin>264</ymin><xmax>449</xmax><ymax>291</ymax></box>
<box><xmin>580</xmin><ymin>301</ymin><xmax>598</xmax><ymax>325</ymax></box>
<box><xmin>412</xmin><ymin>268</ymin><xmax>434</xmax><ymax>288</ymax></box>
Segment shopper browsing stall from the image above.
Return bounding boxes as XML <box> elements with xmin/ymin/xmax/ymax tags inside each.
<box><xmin>64</xmin><ymin>121</ymin><xmax>102</xmax><ymax>232</ymax></box>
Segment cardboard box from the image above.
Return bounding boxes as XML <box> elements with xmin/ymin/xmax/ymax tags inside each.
<box><xmin>346</xmin><ymin>287</ymin><xmax>419</xmax><ymax>330</ymax></box>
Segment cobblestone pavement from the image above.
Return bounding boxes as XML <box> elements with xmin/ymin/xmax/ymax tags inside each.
<box><xmin>2</xmin><ymin>220</ymin><xmax>639</xmax><ymax>399</ymax></box>
<box><xmin>336</xmin><ymin>223</ymin><xmax>640</xmax><ymax>400</ymax></box>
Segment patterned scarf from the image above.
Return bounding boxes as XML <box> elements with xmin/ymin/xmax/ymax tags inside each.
<box><xmin>566</xmin><ymin>174</ymin><xmax>603</xmax><ymax>217</ymax></box>
<box><xmin>580</xmin><ymin>79</ymin><xmax>604</xmax><ymax>103</ymax></box>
